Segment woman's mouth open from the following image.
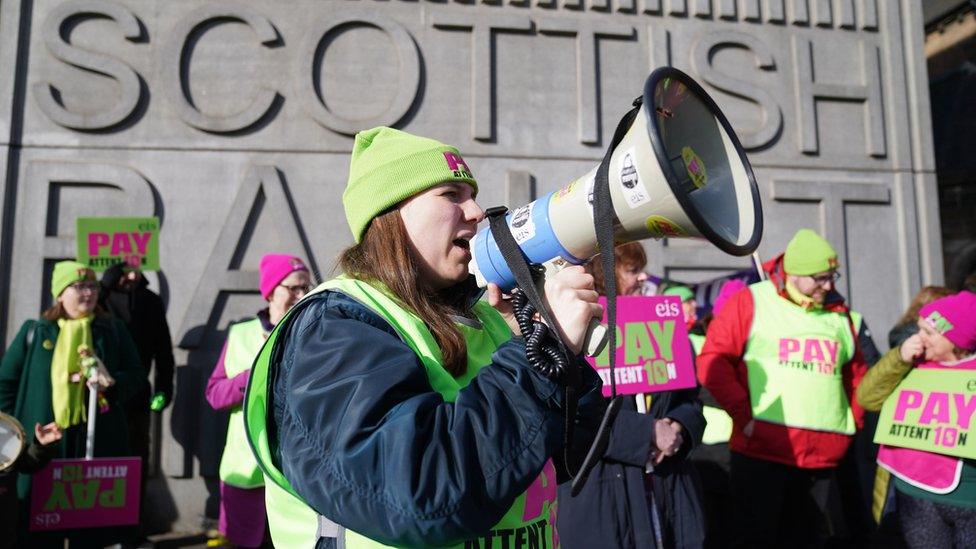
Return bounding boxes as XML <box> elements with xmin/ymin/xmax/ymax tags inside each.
<box><xmin>453</xmin><ymin>238</ymin><xmax>472</xmax><ymax>261</ymax></box>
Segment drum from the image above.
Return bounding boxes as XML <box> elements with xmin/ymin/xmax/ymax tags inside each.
<box><xmin>0</xmin><ymin>411</ymin><xmax>26</xmax><ymax>472</ymax></box>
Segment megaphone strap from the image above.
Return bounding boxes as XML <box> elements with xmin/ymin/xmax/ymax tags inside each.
<box><xmin>485</xmin><ymin>95</ymin><xmax>645</xmax><ymax>494</ymax></box>
<box><xmin>571</xmin><ymin>96</ymin><xmax>644</xmax><ymax>497</ymax></box>
<box><xmin>486</xmin><ymin>206</ymin><xmax>582</xmax><ymax>479</ymax></box>
<box><xmin>485</xmin><ymin>208</ymin><xmax>578</xmax><ymax>381</ymax></box>
<box><xmin>594</xmin><ymin>98</ymin><xmax>642</xmax><ymax>398</ymax></box>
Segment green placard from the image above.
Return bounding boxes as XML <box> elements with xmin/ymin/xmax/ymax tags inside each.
<box><xmin>76</xmin><ymin>217</ymin><xmax>160</xmax><ymax>272</ymax></box>
<box><xmin>874</xmin><ymin>368</ymin><xmax>976</xmax><ymax>459</ymax></box>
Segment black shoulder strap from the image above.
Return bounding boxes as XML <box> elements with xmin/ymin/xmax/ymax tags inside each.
<box><xmin>486</xmin><ymin>208</ymin><xmax>581</xmax><ymax>477</ymax></box>
<box><xmin>571</xmin><ymin>98</ymin><xmax>643</xmax><ymax>496</ymax></box>
<box><xmin>485</xmin><ymin>210</ymin><xmax>577</xmax><ymax>378</ymax></box>
<box><xmin>593</xmin><ymin>98</ymin><xmax>643</xmax><ymax>398</ymax></box>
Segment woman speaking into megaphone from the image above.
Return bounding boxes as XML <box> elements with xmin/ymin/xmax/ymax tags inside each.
<box><xmin>244</xmin><ymin>127</ymin><xmax>646</xmax><ymax>548</ymax></box>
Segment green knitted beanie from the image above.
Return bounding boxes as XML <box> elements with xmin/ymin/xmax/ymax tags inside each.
<box><xmin>663</xmin><ymin>286</ymin><xmax>694</xmax><ymax>302</ymax></box>
<box><xmin>783</xmin><ymin>229</ymin><xmax>838</xmax><ymax>275</ymax></box>
<box><xmin>342</xmin><ymin>127</ymin><xmax>478</xmax><ymax>243</ymax></box>
<box><xmin>51</xmin><ymin>260</ymin><xmax>94</xmax><ymax>298</ymax></box>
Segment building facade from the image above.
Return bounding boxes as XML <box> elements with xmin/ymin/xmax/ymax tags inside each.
<box><xmin>0</xmin><ymin>0</ymin><xmax>939</xmax><ymax>533</ymax></box>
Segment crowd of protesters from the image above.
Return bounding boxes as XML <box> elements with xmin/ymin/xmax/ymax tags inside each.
<box><xmin>0</xmin><ymin>254</ymin><xmax>310</xmax><ymax>548</ymax></box>
<box><xmin>0</xmin><ymin>126</ymin><xmax>973</xmax><ymax>549</ymax></box>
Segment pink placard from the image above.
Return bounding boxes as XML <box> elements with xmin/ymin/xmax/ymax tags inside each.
<box><xmin>30</xmin><ymin>457</ymin><xmax>141</xmax><ymax>531</ymax></box>
<box><xmin>585</xmin><ymin>296</ymin><xmax>697</xmax><ymax>397</ymax></box>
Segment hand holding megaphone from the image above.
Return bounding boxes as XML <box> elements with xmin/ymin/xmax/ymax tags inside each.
<box><xmin>487</xmin><ymin>267</ymin><xmax>605</xmax><ymax>356</ymax></box>
<box><xmin>473</xmin><ymin>67</ymin><xmax>764</xmax><ymax>497</ymax></box>
<box><xmin>537</xmin><ymin>259</ymin><xmax>610</xmax><ymax>357</ymax></box>
<box><xmin>537</xmin><ymin>266</ymin><xmax>604</xmax><ymax>356</ymax></box>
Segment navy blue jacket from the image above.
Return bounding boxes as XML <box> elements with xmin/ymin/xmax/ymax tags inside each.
<box><xmin>557</xmin><ymin>387</ymin><xmax>707</xmax><ymax>549</ymax></box>
<box><xmin>270</xmin><ymin>284</ymin><xmax>664</xmax><ymax>548</ymax></box>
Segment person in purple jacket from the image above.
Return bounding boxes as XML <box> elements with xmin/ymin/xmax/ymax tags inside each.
<box><xmin>205</xmin><ymin>254</ymin><xmax>311</xmax><ymax>547</ymax></box>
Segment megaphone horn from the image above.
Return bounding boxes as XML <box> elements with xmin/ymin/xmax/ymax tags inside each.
<box><xmin>470</xmin><ymin>67</ymin><xmax>764</xmax><ymax>291</ymax></box>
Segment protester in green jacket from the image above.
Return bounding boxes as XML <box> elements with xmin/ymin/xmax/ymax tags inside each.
<box><xmin>0</xmin><ymin>261</ymin><xmax>146</xmax><ymax>547</ymax></box>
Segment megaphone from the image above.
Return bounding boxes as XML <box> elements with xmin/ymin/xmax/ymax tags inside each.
<box><xmin>470</xmin><ymin>67</ymin><xmax>763</xmax><ymax>290</ymax></box>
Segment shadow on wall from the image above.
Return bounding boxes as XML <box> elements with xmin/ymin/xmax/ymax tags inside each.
<box><xmin>172</xmin><ymin>325</ymin><xmax>232</xmax><ymax>525</ymax></box>
<box><xmin>143</xmin><ymin>465</ymin><xmax>179</xmax><ymax>536</ymax></box>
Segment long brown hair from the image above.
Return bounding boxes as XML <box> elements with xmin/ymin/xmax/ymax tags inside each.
<box><xmin>897</xmin><ymin>286</ymin><xmax>954</xmax><ymax>326</ymax></box>
<box><xmin>338</xmin><ymin>209</ymin><xmax>468</xmax><ymax>377</ymax></box>
<box><xmin>41</xmin><ymin>301</ymin><xmax>107</xmax><ymax>321</ymax></box>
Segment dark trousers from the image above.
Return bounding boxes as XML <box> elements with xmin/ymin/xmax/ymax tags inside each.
<box><xmin>897</xmin><ymin>491</ymin><xmax>976</xmax><ymax>549</ymax></box>
<box><xmin>126</xmin><ymin>387</ymin><xmax>151</xmax><ymax>482</ymax></box>
<box><xmin>729</xmin><ymin>452</ymin><xmax>837</xmax><ymax>549</ymax></box>
<box><xmin>692</xmin><ymin>443</ymin><xmax>732</xmax><ymax>549</ymax></box>
<box><xmin>126</xmin><ymin>387</ymin><xmax>151</xmax><ymax>539</ymax></box>
<box><xmin>0</xmin><ymin>473</ymin><xmax>17</xmax><ymax>549</ymax></box>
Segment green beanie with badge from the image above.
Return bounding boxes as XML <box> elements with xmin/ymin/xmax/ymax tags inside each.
<box><xmin>342</xmin><ymin>126</ymin><xmax>478</xmax><ymax>243</ymax></box>
<box><xmin>783</xmin><ymin>229</ymin><xmax>839</xmax><ymax>275</ymax></box>
<box><xmin>51</xmin><ymin>260</ymin><xmax>95</xmax><ymax>298</ymax></box>
<box><xmin>663</xmin><ymin>286</ymin><xmax>695</xmax><ymax>302</ymax></box>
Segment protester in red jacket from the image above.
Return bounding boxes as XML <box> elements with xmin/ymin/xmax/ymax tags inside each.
<box><xmin>698</xmin><ymin>229</ymin><xmax>870</xmax><ymax>548</ymax></box>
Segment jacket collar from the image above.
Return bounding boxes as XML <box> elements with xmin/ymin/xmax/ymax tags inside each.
<box><xmin>437</xmin><ymin>275</ymin><xmax>487</xmax><ymax>314</ymax></box>
<box><xmin>256</xmin><ymin>308</ymin><xmax>275</xmax><ymax>332</ymax></box>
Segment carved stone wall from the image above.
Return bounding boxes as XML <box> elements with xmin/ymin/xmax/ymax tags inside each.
<box><xmin>0</xmin><ymin>0</ymin><xmax>940</xmax><ymax>532</ymax></box>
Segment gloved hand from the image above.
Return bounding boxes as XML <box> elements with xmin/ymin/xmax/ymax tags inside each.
<box><xmin>86</xmin><ymin>359</ymin><xmax>115</xmax><ymax>391</ymax></box>
<box><xmin>150</xmin><ymin>391</ymin><xmax>170</xmax><ymax>412</ymax></box>
<box><xmin>78</xmin><ymin>348</ymin><xmax>115</xmax><ymax>391</ymax></box>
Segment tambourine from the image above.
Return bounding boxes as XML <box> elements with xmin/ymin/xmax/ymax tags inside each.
<box><xmin>0</xmin><ymin>411</ymin><xmax>26</xmax><ymax>472</ymax></box>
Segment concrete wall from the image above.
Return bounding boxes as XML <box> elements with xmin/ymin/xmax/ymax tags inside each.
<box><xmin>0</xmin><ymin>0</ymin><xmax>941</xmax><ymax>533</ymax></box>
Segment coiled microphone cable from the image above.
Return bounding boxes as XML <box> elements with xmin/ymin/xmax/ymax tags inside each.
<box><xmin>509</xmin><ymin>265</ymin><xmax>569</xmax><ymax>382</ymax></box>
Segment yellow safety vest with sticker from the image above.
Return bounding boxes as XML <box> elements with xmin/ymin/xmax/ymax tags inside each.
<box><xmin>244</xmin><ymin>277</ymin><xmax>559</xmax><ymax>548</ymax></box>
<box><xmin>744</xmin><ymin>281</ymin><xmax>859</xmax><ymax>434</ymax></box>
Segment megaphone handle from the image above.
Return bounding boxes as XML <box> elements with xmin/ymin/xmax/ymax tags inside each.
<box><xmin>584</xmin><ymin>319</ymin><xmax>609</xmax><ymax>357</ymax></box>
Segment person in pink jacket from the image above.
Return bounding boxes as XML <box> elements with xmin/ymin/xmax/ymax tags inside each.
<box><xmin>205</xmin><ymin>254</ymin><xmax>311</xmax><ymax>547</ymax></box>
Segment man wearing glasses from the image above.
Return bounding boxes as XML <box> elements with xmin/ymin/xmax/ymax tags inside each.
<box><xmin>698</xmin><ymin>229</ymin><xmax>873</xmax><ymax>548</ymax></box>
<box><xmin>205</xmin><ymin>254</ymin><xmax>311</xmax><ymax>548</ymax></box>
